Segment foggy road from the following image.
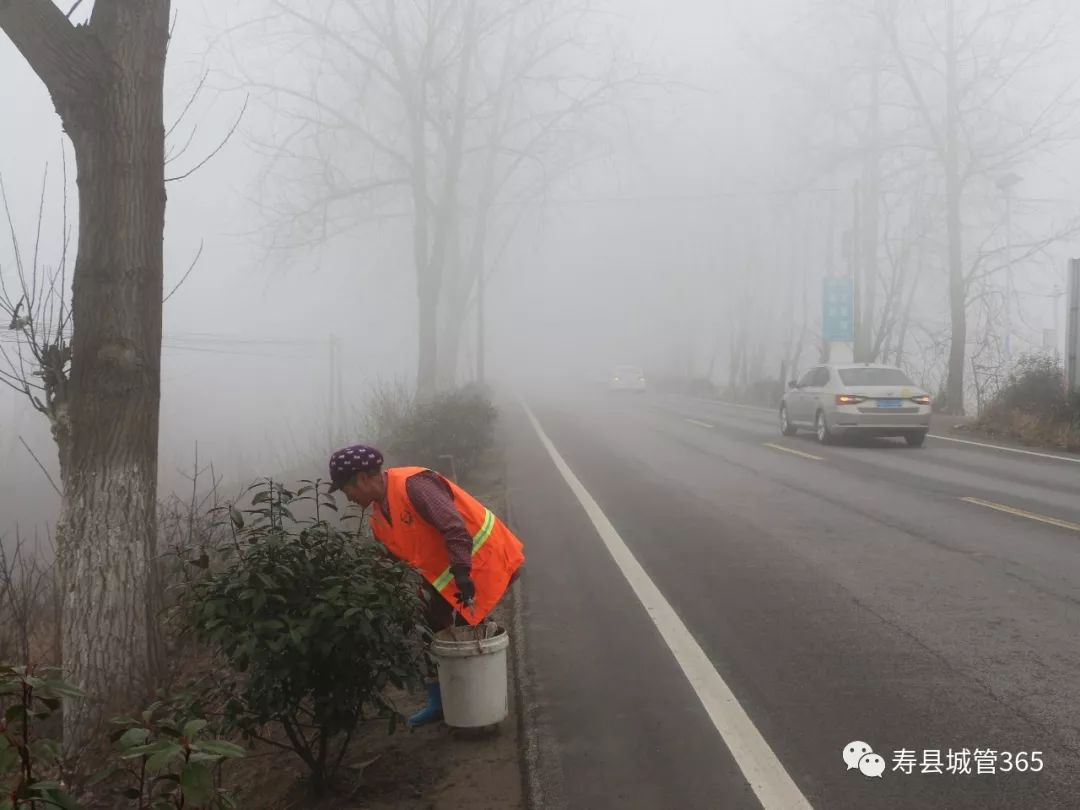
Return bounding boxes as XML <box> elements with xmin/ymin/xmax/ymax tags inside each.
<box><xmin>505</xmin><ymin>389</ymin><xmax>1080</xmax><ymax>810</ymax></box>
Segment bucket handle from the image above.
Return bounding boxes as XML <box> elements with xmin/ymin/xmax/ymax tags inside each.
<box><xmin>452</xmin><ymin>604</ymin><xmax>489</xmax><ymax>652</ymax></box>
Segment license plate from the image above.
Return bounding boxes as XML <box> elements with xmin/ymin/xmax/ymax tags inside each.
<box><xmin>877</xmin><ymin>399</ymin><xmax>902</xmax><ymax>408</ymax></box>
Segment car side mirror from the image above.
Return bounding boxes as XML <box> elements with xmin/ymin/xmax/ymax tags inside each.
<box><xmin>787</xmin><ymin>380</ymin><xmax>798</xmax><ymax>390</ymax></box>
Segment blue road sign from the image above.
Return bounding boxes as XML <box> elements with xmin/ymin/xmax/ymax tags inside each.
<box><xmin>823</xmin><ymin>277</ymin><xmax>854</xmax><ymax>342</ymax></box>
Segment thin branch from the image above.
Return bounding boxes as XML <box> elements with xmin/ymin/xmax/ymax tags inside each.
<box><xmin>163</xmin><ymin>240</ymin><xmax>205</xmax><ymax>304</ymax></box>
<box><xmin>166</xmin><ymin>70</ymin><xmax>209</xmax><ymax>140</ymax></box>
<box><xmin>165</xmin><ymin>96</ymin><xmax>250</xmax><ymax>183</ymax></box>
<box><xmin>18</xmin><ymin>436</ymin><xmax>61</xmax><ymax>496</ymax></box>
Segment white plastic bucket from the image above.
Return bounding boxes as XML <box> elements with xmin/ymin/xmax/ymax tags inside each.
<box><xmin>431</xmin><ymin>624</ymin><xmax>510</xmax><ymax>728</ymax></box>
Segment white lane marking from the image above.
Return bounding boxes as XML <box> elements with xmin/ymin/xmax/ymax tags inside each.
<box><xmin>522</xmin><ymin>402</ymin><xmax>813</xmax><ymax>810</ymax></box>
<box><xmin>685</xmin><ymin>418</ymin><xmax>716</xmax><ymax>429</ymax></box>
<box><xmin>928</xmin><ymin>434</ymin><xmax>1080</xmax><ymax>465</ymax></box>
<box><xmin>764</xmin><ymin>442</ymin><xmax>824</xmax><ymax>461</ymax></box>
<box><xmin>960</xmin><ymin>497</ymin><xmax>1080</xmax><ymax>532</ymax></box>
<box><xmin>667</xmin><ymin>394</ymin><xmax>774</xmax><ymax>414</ymax></box>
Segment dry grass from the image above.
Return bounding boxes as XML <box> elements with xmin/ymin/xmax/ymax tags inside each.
<box><xmin>974</xmin><ymin>408</ymin><xmax>1080</xmax><ymax>453</ymax></box>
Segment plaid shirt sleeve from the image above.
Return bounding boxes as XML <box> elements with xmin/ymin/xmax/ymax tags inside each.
<box><xmin>406</xmin><ymin>471</ymin><xmax>473</xmax><ymax>573</ymax></box>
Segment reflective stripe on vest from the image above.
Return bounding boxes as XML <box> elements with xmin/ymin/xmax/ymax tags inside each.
<box><xmin>431</xmin><ymin>508</ymin><xmax>496</xmax><ymax>591</ymax></box>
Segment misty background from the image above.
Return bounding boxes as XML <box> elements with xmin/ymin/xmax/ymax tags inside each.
<box><xmin>4</xmin><ymin>0</ymin><xmax>1080</xmax><ymax>536</ymax></box>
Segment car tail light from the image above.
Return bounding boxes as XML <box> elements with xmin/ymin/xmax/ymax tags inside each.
<box><xmin>835</xmin><ymin>394</ymin><xmax>865</xmax><ymax>406</ymax></box>
<box><xmin>911</xmin><ymin>394</ymin><xmax>931</xmax><ymax>405</ymax></box>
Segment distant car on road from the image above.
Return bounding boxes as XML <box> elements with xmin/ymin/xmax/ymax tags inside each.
<box><xmin>609</xmin><ymin>365</ymin><xmax>647</xmax><ymax>393</ymax></box>
<box><xmin>779</xmin><ymin>363</ymin><xmax>931</xmax><ymax>446</ymax></box>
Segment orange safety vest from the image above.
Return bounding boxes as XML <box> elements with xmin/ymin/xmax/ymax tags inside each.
<box><xmin>368</xmin><ymin>467</ymin><xmax>525</xmax><ymax>626</ymax></box>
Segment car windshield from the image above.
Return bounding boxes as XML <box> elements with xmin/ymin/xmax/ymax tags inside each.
<box><xmin>838</xmin><ymin>367</ymin><xmax>914</xmax><ymax>386</ymax></box>
<box><xmin>614</xmin><ymin>366</ymin><xmax>642</xmax><ymax>376</ymax></box>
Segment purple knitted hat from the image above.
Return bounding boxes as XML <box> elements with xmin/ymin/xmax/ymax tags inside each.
<box><xmin>327</xmin><ymin>444</ymin><xmax>384</xmax><ymax>492</ymax></box>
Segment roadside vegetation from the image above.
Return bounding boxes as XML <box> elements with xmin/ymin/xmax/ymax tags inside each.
<box><xmin>973</xmin><ymin>354</ymin><xmax>1080</xmax><ymax>452</ymax></box>
<box><xmin>1</xmin><ymin>385</ymin><xmax>504</xmax><ymax>808</ymax></box>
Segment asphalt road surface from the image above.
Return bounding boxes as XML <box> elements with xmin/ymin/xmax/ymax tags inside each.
<box><xmin>504</xmin><ymin>387</ymin><xmax>1080</xmax><ymax>810</ymax></box>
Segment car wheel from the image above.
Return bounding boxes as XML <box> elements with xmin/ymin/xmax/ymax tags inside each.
<box><xmin>906</xmin><ymin>431</ymin><xmax>927</xmax><ymax>448</ymax></box>
<box><xmin>815</xmin><ymin>411</ymin><xmax>835</xmax><ymax>445</ymax></box>
<box><xmin>780</xmin><ymin>405</ymin><xmax>797</xmax><ymax>436</ymax></box>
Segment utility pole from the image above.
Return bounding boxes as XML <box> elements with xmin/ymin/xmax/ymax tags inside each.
<box><xmin>1067</xmin><ymin>258</ymin><xmax>1080</xmax><ymax>392</ymax></box>
<box><xmin>849</xmin><ymin>179</ymin><xmax>861</xmax><ymax>364</ymax></box>
<box><xmin>997</xmin><ymin>172</ymin><xmax>1023</xmax><ymax>365</ymax></box>
<box><xmin>1053</xmin><ymin>283</ymin><xmax>1063</xmax><ymax>360</ymax></box>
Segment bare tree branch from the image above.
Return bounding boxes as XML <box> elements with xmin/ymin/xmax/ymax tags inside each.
<box><xmin>165</xmin><ymin>95</ymin><xmax>249</xmax><ymax>182</ymax></box>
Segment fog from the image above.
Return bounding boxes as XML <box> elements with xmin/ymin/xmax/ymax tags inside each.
<box><xmin>4</xmin><ymin>0</ymin><xmax>1080</xmax><ymax>537</ymax></box>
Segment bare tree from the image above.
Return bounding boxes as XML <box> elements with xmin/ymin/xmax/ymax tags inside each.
<box><xmin>223</xmin><ymin>0</ymin><xmax>639</xmax><ymax>394</ymax></box>
<box><xmin>0</xmin><ymin>0</ymin><xmax>170</xmax><ymax>750</ymax></box>
<box><xmin>877</xmin><ymin>0</ymin><xmax>1080</xmax><ymax>412</ymax></box>
<box><xmin>0</xmin><ymin>528</ymin><xmax>58</xmax><ymax>668</ymax></box>
<box><xmin>0</xmin><ymin>166</ymin><xmax>73</xmax><ymax>458</ymax></box>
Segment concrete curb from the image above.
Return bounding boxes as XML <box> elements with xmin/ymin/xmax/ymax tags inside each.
<box><xmin>504</xmin><ymin>429</ymin><xmax>566</xmax><ymax>810</ymax></box>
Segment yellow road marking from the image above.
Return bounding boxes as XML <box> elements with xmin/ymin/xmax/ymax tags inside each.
<box><xmin>764</xmin><ymin>442</ymin><xmax>824</xmax><ymax>461</ymax></box>
<box><xmin>685</xmin><ymin>418</ymin><xmax>715</xmax><ymax>429</ymax></box>
<box><xmin>960</xmin><ymin>497</ymin><xmax>1080</xmax><ymax>533</ymax></box>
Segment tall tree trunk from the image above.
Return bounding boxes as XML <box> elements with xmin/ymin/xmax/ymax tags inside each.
<box><xmin>0</xmin><ymin>0</ymin><xmax>171</xmax><ymax>751</ymax></box>
<box><xmin>944</xmin><ymin>0</ymin><xmax>966</xmax><ymax>413</ymax></box>
<box><xmin>61</xmin><ymin>1</ymin><xmax>169</xmax><ymax>750</ymax></box>
<box><xmin>437</xmin><ymin>227</ymin><xmax>466</xmax><ymax>390</ymax></box>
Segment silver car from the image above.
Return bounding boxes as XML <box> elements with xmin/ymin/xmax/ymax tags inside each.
<box><xmin>779</xmin><ymin>363</ymin><xmax>932</xmax><ymax>446</ymax></box>
<box><xmin>609</xmin><ymin>365</ymin><xmax>647</xmax><ymax>393</ymax></box>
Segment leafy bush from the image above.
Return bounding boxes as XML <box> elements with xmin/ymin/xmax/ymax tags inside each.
<box><xmin>0</xmin><ymin>668</ymin><xmax>242</xmax><ymax>810</ymax></box>
<box><xmin>984</xmin><ymin>354</ymin><xmax>1070</xmax><ymax>420</ymax></box>
<box><xmin>0</xmin><ymin>666</ymin><xmax>82</xmax><ymax>810</ymax></box>
<box><xmin>181</xmin><ymin>481</ymin><xmax>428</xmax><ymax>795</ymax></box>
<box><xmin>977</xmin><ymin>353</ymin><xmax>1080</xmax><ymax>450</ymax></box>
<box><xmin>98</xmin><ymin>695</ymin><xmax>245</xmax><ymax>809</ymax></box>
<box><xmin>370</xmin><ymin>383</ymin><xmax>498</xmax><ymax>481</ymax></box>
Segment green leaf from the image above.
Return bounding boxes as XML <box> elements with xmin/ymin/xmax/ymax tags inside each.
<box><xmin>116</xmin><ymin>727</ymin><xmax>151</xmax><ymax>750</ymax></box>
<box><xmin>230</xmin><ymin>506</ymin><xmax>245</xmax><ymax>528</ymax></box>
<box><xmin>145</xmin><ymin>744</ymin><xmax>185</xmax><ymax>773</ymax></box>
<box><xmin>87</xmin><ymin>765</ymin><xmax>120</xmax><ymax>786</ymax></box>
<box><xmin>122</xmin><ymin>740</ymin><xmax>177</xmax><ymax>759</ymax></box>
<box><xmin>4</xmin><ymin>704</ymin><xmax>25</xmax><ymax>724</ymax></box>
<box><xmin>49</xmin><ymin>788</ymin><xmax>83</xmax><ymax>810</ymax></box>
<box><xmin>183</xmin><ymin>718</ymin><xmax>208</xmax><ymax>738</ymax></box>
<box><xmin>44</xmin><ymin>681</ymin><xmax>86</xmax><ymax>700</ymax></box>
<box><xmin>194</xmin><ymin>740</ymin><xmax>246</xmax><ymax>758</ymax></box>
<box><xmin>187</xmin><ymin>751</ymin><xmax>222</xmax><ymax>764</ymax></box>
<box><xmin>180</xmin><ymin>762</ymin><xmax>214</xmax><ymax>806</ymax></box>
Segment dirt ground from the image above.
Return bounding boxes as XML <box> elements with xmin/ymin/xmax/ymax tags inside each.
<box><xmin>226</xmin><ymin>595</ymin><xmax>522</xmax><ymax>810</ymax></box>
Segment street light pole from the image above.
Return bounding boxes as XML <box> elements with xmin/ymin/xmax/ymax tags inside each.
<box><xmin>997</xmin><ymin>172</ymin><xmax>1023</xmax><ymax>366</ymax></box>
<box><xmin>1004</xmin><ymin>189</ymin><xmax>1013</xmax><ymax>364</ymax></box>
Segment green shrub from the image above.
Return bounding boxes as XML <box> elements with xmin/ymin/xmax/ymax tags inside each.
<box><xmin>0</xmin><ymin>669</ymin><xmax>242</xmax><ymax>810</ymax></box>
<box><xmin>976</xmin><ymin>353</ymin><xmax>1080</xmax><ymax>449</ymax></box>
<box><xmin>0</xmin><ymin>666</ymin><xmax>82</xmax><ymax>810</ymax></box>
<box><xmin>181</xmin><ymin>481</ymin><xmax>427</xmax><ymax>795</ymax></box>
<box><xmin>371</xmin><ymin>384</ymin><xmax>498</xmax><ymax>481</ymax></box>
<box><xmin>985</xmin><ymin>354</ymin><xmax>1069</xmax><ymax>420</ymax></box>
<box><xmin>97</xmin><ymin>694</ymin><xmax>245</xmax><ymax>810</ymax></box>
